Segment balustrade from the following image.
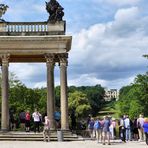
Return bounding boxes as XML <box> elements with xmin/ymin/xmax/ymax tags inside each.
<box><xmin>6</xmin><ymin>22</ymin><xmax>47</xmax><ymax>32</ymax></box>
<box><xmin>0</xmin><ymin>21</ymin><xmax>65</xmax><ymax>35</ymax></box>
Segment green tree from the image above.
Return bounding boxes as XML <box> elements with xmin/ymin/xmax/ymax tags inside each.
<box><xmin>55</xmin><ymin>86</ymin><xmax>60</xmax><ymax>107</ymax></box>
<box><xmin>116</xmin><ymin>72</ymin><xmax>148</xmax><ymax>118</ymax></box>
<box><xmin>76</xmin><ymin>85</ymin><xmax>105</xmax><ymax>116</ymax></box>
<box><xmin>68</xmin><ymin>91</ymin><xmax>91</xmax><ymax>118</ymax></box>
<box><xmin>134</xmin><ymin>72</ymin><xmax>148</xmax><ymax>115</ymax></box>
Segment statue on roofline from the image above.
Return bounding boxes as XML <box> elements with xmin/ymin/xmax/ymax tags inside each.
<box><xmin>0</xmin><ymin>4</ymin><xmax>9</xmax><ymax>22</ymax></box>
<box><xmin>45</xmin><ymin>0</ymin><xmax>64</xmax><ymax>22</ymax></box>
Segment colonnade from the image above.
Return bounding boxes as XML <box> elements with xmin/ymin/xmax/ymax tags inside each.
<box><xmin>0</xmin><ymin>53</ymin><xmax>69</xmax><ymax>131</ymax></box>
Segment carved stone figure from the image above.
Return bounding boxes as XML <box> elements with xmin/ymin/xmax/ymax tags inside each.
<box><xmin>45</xmin><ymin>0</ymin><xmax>64</xmax><ymax>22</ymax></box>
<box><xmin>0</xmin><ymin>4</ymin><xmax>9</xmax><ymax>22</ymax></box>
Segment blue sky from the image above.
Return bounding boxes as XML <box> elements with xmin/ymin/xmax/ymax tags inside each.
<box><xmin>1</xmin><ymin>0</ymin><xmax>148</xmax><ymax>89</ymax></box>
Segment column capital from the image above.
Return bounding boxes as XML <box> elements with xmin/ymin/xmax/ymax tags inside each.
<box><xmin>58</xmin><ymin>53</ymin><xmax>68</xmax><ymax>66</ymax></box>
<box><xmin>45</xmin><ymin>53</ymin><xmax>55</xmax><ymax>66</ymax></box>
<box><xmin>0</xmin><ymin>54</ymin><xmax>10</xmax><ymax>66</ymax></box>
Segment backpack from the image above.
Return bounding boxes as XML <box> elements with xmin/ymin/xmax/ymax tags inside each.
<box><xmin>88</xmin><ymin>121</ymin><xmax>94</xmax><ymax>129</ymax></box>
<box><xmin>138</xmin><ymin>121</ymin><xmax>141</xmax><ymax>129</ymax></box>
<box><xmin>20</xmin><ymin>112</ymin><xmax>26</xmax><ymax>120</ymax></box>
<box><xmin>94</xmin><ymin>120</ymin><xmax>101</xmax><ymax>129</ymax></box>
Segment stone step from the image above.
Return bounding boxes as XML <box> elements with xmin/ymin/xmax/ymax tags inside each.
<box><xmin>0</xmin><ymin>137</ymin><xmax>79</xmax><ymax>141</ymax></box>
<box><xmin>0</xmin><ymin>131</ymin><xmax>79</xmax><ymax>141</ymax></box>
<box><xmin>0</xmin><ymin>134</ymin><xmax>78</xmax><ymax>138</ymax></box>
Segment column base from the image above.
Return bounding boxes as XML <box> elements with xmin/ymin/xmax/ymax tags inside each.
<box><xmin>60</xmin><ymin>128</ymin><xmax>69</xmax><ymax>131</ymax></box>
<box><xmin>0</xmin><ymin>128</ymin><xmax>9</xmax><ymax>132</ymax></box>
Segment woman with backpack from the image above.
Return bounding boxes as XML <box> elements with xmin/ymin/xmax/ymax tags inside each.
<box><xmin>88</xmin><ymin>118</ymin><xmax>95</xmax><ymax>139</ymax></box>
<box><xmin>102</xmin><ymin>116</ymin><xmax>111</xmax><ymax>145</ymax></box>
<box><xmin>94</xmin><ymin>117</ymin><xmax>102</xmax><ymax>143</ymax></box>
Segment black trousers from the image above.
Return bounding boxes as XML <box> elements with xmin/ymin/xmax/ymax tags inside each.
<box><xmin>34</xmin><ymin>121</ymin><xmax>40</xmax><ymax>132</ymax></box>
<box><xmin>119</xmin><ymin>126</ymin><xmax>126</xmax><ymax>142</ymax></box>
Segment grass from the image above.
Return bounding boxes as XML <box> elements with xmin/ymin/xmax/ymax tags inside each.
<box><xmin>98</xmin><ymin>100</ymin><xmax>119</xmax><ymax>119</ymax></box>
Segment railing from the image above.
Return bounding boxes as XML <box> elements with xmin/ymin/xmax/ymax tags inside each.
<box><xmin>0</xmin><ymin>21</ymin><xmax>65</xmax><ymax>35</ymax></box>
<box><xmin>6</xmin><ymin>22</ymin><xmax>48</xmax><ymax>32</ymax></box>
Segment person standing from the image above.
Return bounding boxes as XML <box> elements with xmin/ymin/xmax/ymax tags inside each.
<box><xmin>32</xmin><ymin>108</ymin><xmax>42</xmax><ymax>133</ymax></box>
<box><xmin>111</xmin><ymin>118</ymin><xmax>117</xmax><ymax>139</ymax></box>
<box><xmin>102</xmin><ymin>116</ymin><xmax>111</xmax><ymax>145</ymax></box>
<box><xmin>54</xmin><ymin>109</ymin><xmax>61</xmax><ymax>129</ymax></box>
<box><xmin>143</xmin><ymin>118</ymin><xmax>148</xmax><ymax>145</ymax></box>
<box><xmin>19</xmin><ymin>110</ymin><xmax>26</xmax><ymax>130</ymax></box>
<box><xmin>88</xmin><ymin>117</ymin><xmax>95</xmax><ymax>139</ymax></box>
<box><xmin>94</xmin><ymin>117</ymin><xmax>102</xmax><ymax>143</ymax></box>
<box><xmin>137</xmin><ymin>114</ymin><xmax>145</xmax><ymax>141</ymax></box>
<box><xmin>124</xmin><ymin>115</ymin><xmax>131</xmax><ymax>141</ymax></box>
<box><xmin>133</xmin><ymin>117</ymin><xmax>139</xmax><ymax>141</ymax></box>
<box><xmin>70</xmin><ymin>110</ymin><xmax>76</xmax><ymax>131</ymax></box>
<box><xmin>43</xmin><ymin>116</ymin><xmax>50</xmax><ymax>142</ymax></box>
<box><xmin>119</xmin><ymin>115</ymin><xmax>126</xmax><ymax>143</ymax></box>
<box><xmin>25</xmin><ymin>110</ymin><xmax>31</xmax><ymax>132</ymax></box>
<box><xmin>9</xmin><ymin>111</ymin><xmax>16</xmax><ymax>131</ymax></box>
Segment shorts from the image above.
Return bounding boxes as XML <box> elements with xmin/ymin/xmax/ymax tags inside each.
<box><xmin>25</xmin><ymin>120</ymin><xmax>30</xmax><ymax>127</ymax></box>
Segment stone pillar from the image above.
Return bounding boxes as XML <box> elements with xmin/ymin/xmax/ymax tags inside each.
<box><xmin>45</xmin><ymin>54</ymin><xmax>55</xmax><ymax>129</ymax></box>
<box><xmin>0</xmin><ymin>22</ymin><xmax>7</xmax><ymax>32</ymax></box>
<box><xmin>1</xmin><ymin>54</ymin><xmax>10</xmax><ymax>131</ymax></box>
<box><xmin>58</xmin><ymin>53</ymin><xmax>69</xmax><ymax>130</ymax></box>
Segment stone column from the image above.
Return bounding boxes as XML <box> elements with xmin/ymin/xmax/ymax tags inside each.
<box><xmin>58</xmin><ymin>53</ymin><xmax>69</xmax><ymax>130</ymax></box>
<box><xmin>45</xmin><ymin>54</ymin><xmax>55</xmax><ymax>129</ymax></box>
<box><xmin>1</xmin><ymin>54</ymin><xmax>10</xmax><ymax>131</ymax></box>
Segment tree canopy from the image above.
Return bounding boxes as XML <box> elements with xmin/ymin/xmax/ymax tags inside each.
<box><xmin>115</xmin><ymin>72</ymin><xmax>148</xmax><ymax>119</ymax></box>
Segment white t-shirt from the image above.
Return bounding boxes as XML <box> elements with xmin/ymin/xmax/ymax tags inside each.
<box><xmin>137</xmin><ymin>117</ymin><xmax>144</xmax><ymax>127</ymax></box>
<box><xmin>32</xmin><ymin>112</ymin><xmax>41</xmax><ymax>122</ymax></box>
<box><xmin>124</xmin><ymin>118</ymin><xmax>130</xmax><ymax>128</ymax></box>
<box><xmin>44</xmin><ymin>118</ymin><xmax>50</xmax><ymax>129</ymax></box>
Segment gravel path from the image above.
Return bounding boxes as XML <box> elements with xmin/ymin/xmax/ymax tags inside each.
<box><xmin>0</xmin><ymin>140</ymin><xmax>147</xmax><ymax>148</ymax></box>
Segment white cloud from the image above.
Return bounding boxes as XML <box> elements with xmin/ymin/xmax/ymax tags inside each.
<box><xmin>9</xmin><ymin>63</ymin><xmax>46</xmax><ymax>82</ymax></box>
<box><xmin>114</xmin><ymin>7</ymin><xmax>139</xmax><ymax>21</ymax></box>
<box><xmin>68</xmin><ymin>74</ymin><xmax>107</xmax><ymax>87</ymax></box>
<box><xmin>33</xmin><ymin>81</ymin><xmax>46</xmax><ymax>88</ymax></box>
<box><xmin>69</xmin><ymin>6</ymin><xmax>148</xmax><ymax>88</ymax></box>
<box><xmin>105</xmin><ymin>75</ymin><xmax>136</xmax><ymax>89</ymax></box>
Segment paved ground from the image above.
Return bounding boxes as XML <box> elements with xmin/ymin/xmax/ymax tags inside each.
<box><xmin>0</xmin><ymin>140</ymin><xmax>147</xmax><ymax>148</ymax></box>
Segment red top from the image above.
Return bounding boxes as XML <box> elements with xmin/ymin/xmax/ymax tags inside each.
<box><xmin>25</xmin><ymin>113</ymin><xmax>31</xmax><ymax>121</ymax></box>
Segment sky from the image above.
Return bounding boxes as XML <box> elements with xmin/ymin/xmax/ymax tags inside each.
<box><xmin>0</xmin><ymin>0</ymin><xmax>148</xmax><ymax>90</ymax></box>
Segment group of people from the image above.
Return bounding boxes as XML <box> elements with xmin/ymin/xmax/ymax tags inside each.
<box><xmin>18</xmin><ymin>109</ymin><xmax>42</xmax><ymax>133</ymax></box>
<box><xmin>119</xmin><ymin>114</ymin><xmax>147</xmax><ymax>142</ymax></box>
<box><xmin>31</xmin><ymin>109</ymin><xmax>51</xmax><ymax>142</ymax></box>
<box><xmin>87</xmin><ymin>114</ymin><xmax>148</xmax><ymax>145</ymax></box>
<box><xmin>87</xmin><ymin>115</ymin><xmax>113</xmax><ymax>145</ymax></box>
<box><xmin>10</xmin><ymin>109</ymin><xmax>50</xmax><ymax>141</ymax></box>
